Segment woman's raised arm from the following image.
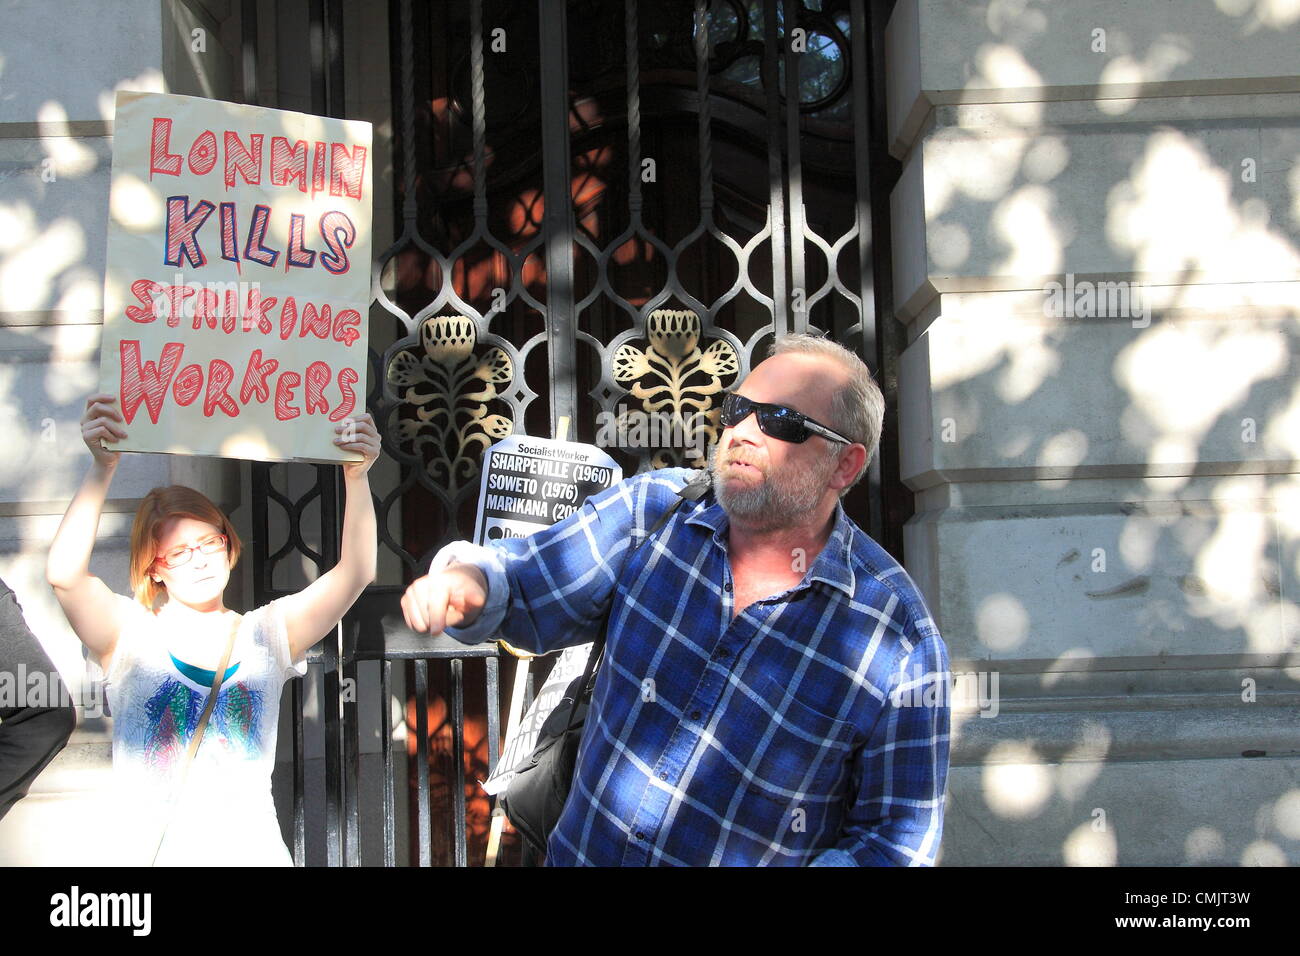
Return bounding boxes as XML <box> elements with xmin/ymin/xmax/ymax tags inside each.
<box><xmin>278</xmin><ymin>414</ymin><xmax>380</xmax><ymax>661</ymax></box>
<box><xmin>47</xmin><ymin>394</ymin><xmax>131</xmax><ymax>665</ymax></box>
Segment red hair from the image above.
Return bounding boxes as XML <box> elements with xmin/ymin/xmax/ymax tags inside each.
<box><xmin>129</xmin><ymin>485</ymin><xmax>242</xmax><ymax>608</ymax></box>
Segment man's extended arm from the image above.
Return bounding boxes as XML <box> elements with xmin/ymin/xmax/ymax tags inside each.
<box><xmin>411</xmin><ymin>471</ymin><xmax>689</xmax><ymax>655</ymax></box>
<box><xmin>810</xmin><ymin>629</ymin><xmax>951</xmax><ymax>866</ymax></box>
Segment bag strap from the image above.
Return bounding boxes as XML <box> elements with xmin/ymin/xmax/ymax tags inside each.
<box><xmin>563</xmin><ymin>472</ymin><xmax>711</xmax><ymax>735</ymax></box>
<box><xmin>150</xmin><ymin>613</ymin><xmax>241</xmax><ymax>866</ymax></box>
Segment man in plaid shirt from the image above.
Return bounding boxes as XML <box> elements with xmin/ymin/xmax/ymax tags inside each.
<box><xmin>402</xmin><ymin>334</ymin><xmax>950</xmax><ymax>865</ymax></box>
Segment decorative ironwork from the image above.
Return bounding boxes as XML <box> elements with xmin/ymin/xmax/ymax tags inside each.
<box><xmin>247</xmin><ymin>0</ymin><xmax>893</xmax><ymax>869</ymax></box>
<box><xmin>387</xmin><ymin>315</ymin><xmax>514</xmax><ymax>494</ymax></box>
<box><xmin>611</xmin><ymin>309</ymin><xmax>739</xmax><ymax>467</ymax></box>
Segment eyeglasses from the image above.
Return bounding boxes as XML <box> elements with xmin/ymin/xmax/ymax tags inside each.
<box><xmin>720</xmin><ymin>393</ymin><xmax>853</xmax><ymax>445</ymax></box>
<box><xmin>156</xmin><ymin>533</ymin><xmax>227</xmax><ymax>570</ymax></box>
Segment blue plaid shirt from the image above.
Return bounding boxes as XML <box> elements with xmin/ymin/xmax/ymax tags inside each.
<box><xmin>441</xmin><ymin>468</ymin><xmax>950</xmax><ymax>866</ymax></box>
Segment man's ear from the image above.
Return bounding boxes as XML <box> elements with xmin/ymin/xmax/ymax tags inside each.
<box><xmin>830</xmin><ymin>444</ymin><xmax>867</xmax><ymax>491</ymax></box>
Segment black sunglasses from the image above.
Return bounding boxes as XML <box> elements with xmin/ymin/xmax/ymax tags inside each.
<box><xmin>720</xmin><ymin>393</ymin><xmax>853</xmax><ymax>445</ymax></box>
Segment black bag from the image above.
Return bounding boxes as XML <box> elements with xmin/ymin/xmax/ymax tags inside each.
<box><xmin>497</xmin><ymin>643</ymin><xmax>603</xmax><ymax>854</ymax></box>
<box><xmin>498</xmin><ymin>475</ymin><xmax>708</xmax><ymax>854</ymax></box>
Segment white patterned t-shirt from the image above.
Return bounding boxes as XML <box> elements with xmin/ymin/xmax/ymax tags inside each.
<box><xmin>103</xmin><ymin>598</ymin><xmax>305</xmax><ymax>866</ymax></box>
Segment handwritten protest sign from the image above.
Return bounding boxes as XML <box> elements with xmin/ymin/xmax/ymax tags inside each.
<box><xmin>98</xmin><ymin>91</ymin><xmax>373</xmax><ymax>462</ymax></box>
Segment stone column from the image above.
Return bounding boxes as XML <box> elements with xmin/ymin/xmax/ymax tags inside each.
<box><xmin>886</xmin><ymin>0</ymin><xmax>1299</xmax><ymax>865</ymax></box>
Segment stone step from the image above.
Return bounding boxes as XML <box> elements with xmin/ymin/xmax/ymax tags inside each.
<box><xmin>0</xmin><ymin>714</ymin><xmax>116</xmax><ymax>864</ymax></box>
<box><xmin>951</xmin><ymin>700</ymin><xmax>1300</xmax><ymax>764</ymax></box>
<box><xmin>25</xmin><ymin>741</ymin><xmax>113</xmax><ymax>795</ymax></box>
<box><xmin>0</xmin><ymin>788</ymin><xmax>118</xmax><ymax>865</ymax></box>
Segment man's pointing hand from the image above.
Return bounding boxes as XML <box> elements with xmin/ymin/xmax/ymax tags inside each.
<box><xmin>400</xmin><ymin>564</ymin><xmax>489</xmax><ymax>634</ymax></box>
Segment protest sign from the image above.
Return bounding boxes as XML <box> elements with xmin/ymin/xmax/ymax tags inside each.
<box><xmin>472</xmin><ymin>435</ymin><xmax>620</xmax><ymax>543</ymax></box>
<box><xmin>98</xmin><ymin>90</ymin><xmax>373</xmax><ymax>462</ymax></box>
<box><xmin>475</xmin><ymin>434</ymin><xmax>621</xmax><ymax>799</ymax></box>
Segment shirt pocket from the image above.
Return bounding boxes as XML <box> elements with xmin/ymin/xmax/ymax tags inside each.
<box><xmin>740</xmin><ymin>675</ymin><xmax>859</xmax><ymax>809</ymax></box>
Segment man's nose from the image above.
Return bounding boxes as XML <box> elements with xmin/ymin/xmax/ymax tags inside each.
<box><xmin>728</xmin><ymin>407</ymin><xmax>764</xmax><ymax>445</ymax></box>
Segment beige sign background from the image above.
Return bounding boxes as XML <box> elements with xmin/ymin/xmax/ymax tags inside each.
<box><xmin>98</xmin><ymin>90</ymin><xmax>373</xmax><ymax>463</ymax></box>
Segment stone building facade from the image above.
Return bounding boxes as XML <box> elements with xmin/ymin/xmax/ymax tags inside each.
<box><xmin>1</xmin><ymin>0</ymin><xmax>1295</xmax><ymax>865</ymax></box>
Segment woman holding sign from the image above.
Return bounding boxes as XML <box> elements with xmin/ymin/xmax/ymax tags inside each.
<box><xmin>46</xmin><ymin>393</ymin><xmax>379</xmax><ymax>866</ymax></box>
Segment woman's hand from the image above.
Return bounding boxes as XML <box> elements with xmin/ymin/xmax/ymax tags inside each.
<box><xmin>336</xmin><ymin>413</ymin><xmax>380</xmax><ymax>480</ymax></box>
<box><xmin>81</xmin><ymin>393</ymin><xmax>126</xmax><ymax>467</ymax></box>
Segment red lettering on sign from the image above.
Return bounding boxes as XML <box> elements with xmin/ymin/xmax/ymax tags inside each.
<box><xmin>187</xmin><ymin>130</ymin><xmax>218</xmax><ymax>175</ymax></box>
<box><xmin>311</xmin><ymin>141</ymin><xmax>327</xmax><ymax>196</ymax></box>
<box><xmin>191</xmin><ymin>287</ymin><xmax>220</xmax><ymax>330</ymax></box>
<box><xmin>318</xmin><ymin>211</ymin><xmax>355</xmax><ymax>275</ymax></box>
<box><xmin>204</xmin><ymin>359</ymin><xmax>239</xmax><ymax>417</ymax></box>
<box><xmin>304</xmin><ymin>361</ymin><xmax>331</xmax><ymax>415</ymax></box>
<box><xmin>172</xmin><ymin>361</ymin><xmax>202</xmax><ymax>408</ymax></box>
<box><xmin>126</xmin><ymin>279</ymin><xmax>165</xmax><ymax>324</ymax></box>
<box><xmin>329</xmin><ymin>367</ymin><xmax>359</xmax><ymax>422</ymax></box>
<box><xmin>149</xmin><ymin>118</ymin><xmax>182</xmax><ymax>178</ymax></box>
<box><xmin>218</xmin><ymin>202</ymin><xmax>240</xmax><ymax>268</ymax></box>
<box><xmin>223</xmin><ymin>287</ymin><xmax>240</xmax><ymax>333</ymax></box>
<box><xmin>173</xmin><ymin>363</ymin><xmax>203</xmax><ymax>406</ymax></box>
<box><xmin>243</xmin><ymin>202</ymin><xmax>278</xmax><ymax>267</ymax></box>
<box><xmin>270</xmin><ymin>136</ymin><xmax>308</xmax><ymax>192</ymax></box>
<box><xmin>223</xmin><ymin>131</ymin><xmax>264</xmax><ymax>189</ymax></box>
<box><xmin>299</xmin><ymin>302</ymin><xmax>332</xmax><ymax>340</ymax></box>
<box><xmin>274</xmin><ymin>371</ymin><xmax>302</xmax><ymax>421</ymax></box>
<box><xmin>146</xmin><ymin>121</ymin><xmax>366</xmax><ymax>201</ymax></box>
<box><xmin>329</xmin><ymin>143</ymin><xmax>367</xmax><ymax>200</ymax></box>
<box><xmin>243</xmin><ymin>288</ymin><xmax>278</xmax><ymax>333</ymax></box>
<box><xmin>279</xmin><ymin>296</ymin><xmax>297</xmax><ymax>340</ymax></box>
<box><xmin>126</xmin><ymin>279</ymin><xmax>193</xmax><ymax>327</ymax></box>
<box><xmin>332</xmin><ymin>308</ymin><xmax>361</xmax><ymax>347</ymax></box>
<box><xmin>241</xmin><ymin>349</ymin><xmax>279</xmax><ymax>404</ymax></box>
<box><xmin>120</xmin><ymin>340</ymin><xmax>184</xmax><ymax>424</ymax></box>
<box><xmin>164</xmin><ymin>196</ymin><xmax>215</xmax><ymax>269</ymax></box>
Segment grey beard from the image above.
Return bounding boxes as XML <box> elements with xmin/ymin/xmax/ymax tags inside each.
<box><xmin>708</xmin><ymin>443</ymin><xmax>830</xmax><ymax>530</ymax></box>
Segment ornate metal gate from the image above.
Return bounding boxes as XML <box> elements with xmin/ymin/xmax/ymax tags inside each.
<box><xmin>245</xmin><ymin>0</ymin><xmax>903</xmax><ymax>866</ymax></box>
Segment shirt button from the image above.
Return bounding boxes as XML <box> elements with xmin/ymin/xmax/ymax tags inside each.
<box><xmin>724</xmin><ymin>582</ymin><xmax>733</xmax><ymax>592</ymax></box>
<box><xmin>659</xmin><ymin>771</ymin><xmax>668</xmax><ymax>780</ymax></box>
<box><xmin>636</xmin><ymin>831</ymin><xmax>646</xmax><ymax>841</ymax></box>
<box><xmin>690</xmin><ymin>710</ymin><xmax>701</xmax><ymax>720</ymax></box>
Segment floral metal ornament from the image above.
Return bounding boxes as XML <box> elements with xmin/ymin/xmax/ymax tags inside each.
<box><xmin>611</xmin><ymin>309</ymin><xmax>739</xmax><ymax>468</ymax></box>
<box><xmin>387</xmin><ymin>315</ymin><xmax>513</xmax><ymax>492</ymax></box>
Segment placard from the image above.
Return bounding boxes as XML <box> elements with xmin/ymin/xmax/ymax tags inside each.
<box><xmin>475</xmin><ymin>435</ymin><xmax>621</xmax><ymax>798</ymax></box>
<box><xmin>98</xmin><ymin>90</ymin><xmax>373</xmax><ymax>462</ymax></box>
<box><xmin>472</xmin><ymin>435</ymin><xmax>620</xmax><ymax>544</ymax></box>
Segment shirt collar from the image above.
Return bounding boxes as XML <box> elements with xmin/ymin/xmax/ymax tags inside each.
<box><xmin>684</xmin><ymin>490</ymin><xmax>858</xmax><ymax>598</ymax></box>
